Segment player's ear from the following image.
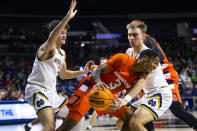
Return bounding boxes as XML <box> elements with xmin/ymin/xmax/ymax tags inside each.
<box><xmin>152</xmin><ymin>57</ymin><xmax>159</xmax><ymax>69</ymax></box>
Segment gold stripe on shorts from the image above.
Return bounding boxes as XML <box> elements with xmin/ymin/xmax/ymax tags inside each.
<box><xmin>59</xmin><ymin>99</ymin><xmax>68</xmax><ymax>110</ymax></box>
<box><xmin>37</xmin><ymin>106</ymin><xmax>52</xmax><ymax>115</ymax></box>
<box><xmin>140</xmin><ymin>104</ymin><xmax>158</xmax><ymax>120</ymax></box>
<box><xmin>129</xmin><ymin>105</ymin><xmax>137</xmax><ymax>111</ymax></box>
<box><xmin>33</xmin><ymin>92</ymin><xmax>49</xmax><ymax>107</ymax></box>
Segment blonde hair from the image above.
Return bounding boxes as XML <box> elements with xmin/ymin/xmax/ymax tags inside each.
<box><xmin>127</xmin><ymin>20</ymin><xmax>147</xmax><ymax>34</ymax></box>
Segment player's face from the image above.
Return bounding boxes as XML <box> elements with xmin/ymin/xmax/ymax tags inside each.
<box><xmin>57</xmin><ymin>29</ymin><xmax>67</xmax><ymax>44</ymax></box>
<box><xmin>128</xmin><ymin>28</ymin><xmax>144</xmax><ymax>48</ymax></box>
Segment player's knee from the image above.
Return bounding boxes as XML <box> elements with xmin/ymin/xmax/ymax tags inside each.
<box><xmin>43</xmin><ymin>119</ymin><xmax>55</xmax><ymax>131</ymax></box>
<box><xmin>60</xmin><ymin>118</ymin><xmax>78</xmax><ymax>131</ymax></box>
<box><xmin>43</xmin><ymin>123</ymin><xmax>55</xmax><ymax>131</ymax></box>
<box><xmin>116</xmin><ymin>119</ymin><xmax>124</xmax><ymax>129</ymax></box>
<box><xmin>129</xmin><ymin>114</ymin><xmax>141</xmax><ymax>129</ymax></box>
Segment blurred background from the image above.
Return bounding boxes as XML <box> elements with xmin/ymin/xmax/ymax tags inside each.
<box><xmin>0</xmin><ymin>0</ymin><xmax>197</xmax><ymax>130</ymax></box>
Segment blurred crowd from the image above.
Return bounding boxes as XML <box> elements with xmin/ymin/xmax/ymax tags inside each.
<box><xmin>0</xmin><ymin>20</ymin><xmax>197</xmax><ymax>107</ymax></box>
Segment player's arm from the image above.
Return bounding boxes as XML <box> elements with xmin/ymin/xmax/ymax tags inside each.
<box><xmin>108</xmin><ymin>73</ymin><xmax>149</xmax><ymax>112</ymax></box>
<box><xmin>91</xmin><ymin>64</ymin><xmax>110</xmax><ymax>83</ymax></box>
<box><xmin>91</xmin><ymin>53</ymin><xmax>127</xmax><ymax>83</ymax></box>
<box><xmin>59</xmin><ymin>52</ymin><xmax>94</xmax><ymax>80</ymax></box>
<box><xmin>38</xmin><ymin>0</ymin><xmax>78</xmax><ymax>60</ymax></box>
<box><xmin>123</xmin><ymin>74</ymin><xmax>149</xmax><ymax>103</ymax></box>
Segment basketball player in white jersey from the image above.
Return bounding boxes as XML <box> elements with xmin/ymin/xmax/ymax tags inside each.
<box><xmin>25</xmin><ymin>0</ymin><xmax>94</xmax><ymax>131</ymax></box>
<box><xmin>108</xmin><ymin>21</ymin><xmax>173</xmax><ymax>131</ymax></box>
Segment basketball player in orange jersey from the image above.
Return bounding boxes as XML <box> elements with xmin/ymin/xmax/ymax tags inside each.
<box><xmin>93</xmin><ymin>51</ymin><xmax>172</xmax><ymax>131</ymax></box>
<box><xmin>56</xmin><ymin>49</ymin><xmax>167</xmax><ymax>131</ymax></box>
<box><xmin>126</xmin><ymin>20</ymin><xmax>197</xmax><ymax>131</ymax></box>
<box><xmin>25</xmin><ymin>0</ymin><xmax>94</xmax><ymax>131</ymax></box>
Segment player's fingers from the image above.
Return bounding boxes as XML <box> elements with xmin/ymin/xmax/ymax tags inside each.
<box><xmin>101</xmin><ymin>82</ymin><xmax>110</xmax><ymax>89</ymax></box>
<box><xmin>97</xmin><ymin>82</ymin><xmax>106</xmax><ymax>90</ymax></box>
<box><xmin>71</xmin><ymin>0</ymin><xmax>77</xmax><ymax>9</ymax></box>
<box><xmin>101</xmin><ymin>82</ymin><xmax>106</xmax><ymax>88</ymax></box>
<box><xmin>109</xmin><ymin>106</ymin><xmax>118</xmax><ymax>112</ymax></box>
<box><xmin>96</xmin><ymin>82</ymin><xmax>103</xmax><ymax>89</ymax></box>
<box><xmin>73</xmin><ymin>10</ymin><xmax>78</xmax><ymax>15</ymax></box>
<box><xmin>106</xmin><ymin>105</ymin><xmax>116</xmax><ymax>112</ymax></box>
<box><xmin>93</xmin><ymin>84</ymin><xmax>97</xmax><ymax>89</ymax></box>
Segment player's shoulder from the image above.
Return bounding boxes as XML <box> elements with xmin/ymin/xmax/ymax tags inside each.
<box><xmin>144</xmin><ymin>34</ymin><xmax>159</xmax><ymax>47</ymax></box>
<box><xmin>126</xmin><ymin>48</ymin><xmax>133</xmax><ymax>55</ymax></box>
<box><xmin>60</xmin><ymin>48</ymin><xmax>66</xmax><ymax>54</ymax></box>
<box><xmin>144</xmin><ymin>34</ymin><xmax>157</xmax><ymax>42</ymax></box>
<box><xmin>60</xmin><ymin>48</ymin><xmax>66</xmax><ymax>58</ymax></box>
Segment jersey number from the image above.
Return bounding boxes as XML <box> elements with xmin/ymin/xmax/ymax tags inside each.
<box><xmin>68</xmin><ymin>95</ymin><xmax>80</xmax><ymax>106</ymax></box>
<box><xmin>109</xmin><ymin>79</ymin><xmax>122</xmax><ymax>90</ymax></box>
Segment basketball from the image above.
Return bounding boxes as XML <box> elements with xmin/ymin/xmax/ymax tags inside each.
<box><xmin>88</xmin><ymin>87</ymin><xmax>113</xmax><ymax>111</ymax></box>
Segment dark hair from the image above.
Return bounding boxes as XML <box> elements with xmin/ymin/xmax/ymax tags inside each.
<box><xmin>138</xmin><ymin>49</ymin><xmax>158</xmax><ymax>60</ymax></box>
<box><xmin>48</xmin><ymin>20</ymin><xmax>70</xmax><ymax>33</ymax></box>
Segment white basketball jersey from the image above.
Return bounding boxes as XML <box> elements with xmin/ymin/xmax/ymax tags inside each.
<box><xmin>27</xmin><ymin>48</ymin><xmax>65</xmax><ymax>91</ymax></box>
<box><xmin>126</xmin><ymin>45</ymin><xmax>168</xmax><ymax>94</ymax></box>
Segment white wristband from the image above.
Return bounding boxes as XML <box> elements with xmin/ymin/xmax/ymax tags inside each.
<box><xmin>124</xmin><ymin>95</ymin><xmax>132</xmax><ymax>102</ymax></box>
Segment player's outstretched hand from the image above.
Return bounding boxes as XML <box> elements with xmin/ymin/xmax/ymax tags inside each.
<box><xmin>66</xmin><ymin>0</ymin><xmax>78</xmax><ymax>20</ymax></box>
<box><xmin>84</xmin><ymin>61</ymin><xmax>95</xmax><ymax>73</ymax></box>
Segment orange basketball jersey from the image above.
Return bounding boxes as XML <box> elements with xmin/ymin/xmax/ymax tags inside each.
<box><xmin>101</xmin><ymin>53</ymin><xmax>139</xmax><ymax>94</ymax></box>
<box><xmin>66</xmin><ymin>53</ymin><xmax>140</xmax><ymax>121</ymax></box>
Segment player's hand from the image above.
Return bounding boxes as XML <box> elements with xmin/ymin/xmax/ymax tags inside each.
<box><xmin>93</xmin><ymin>81</ymin><xmax>109</xmax><ymax>90</ymax></box>
<box><xmin>66</xmin><ymin>0</ymin><xmax>78</xmax><ymax>19</ymax></box>
<box><xmin>106</xmin><ymin>98</ymin><xmax>127</xmax><ymax>112</ymax></box>
<box><xmin>84</xmin><ymin>61</ymin><xmax>95</xmax><ymax>73</ymax></box>
<box><xmin>90</xmin><ymin>64</ymin><xmax>97</xmax><ymax>72</ymax></box>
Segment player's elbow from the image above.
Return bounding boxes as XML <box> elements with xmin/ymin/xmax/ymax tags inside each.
<box><xmin>59</xmin><ymin>71</ymin><xmax>69</xmax><ymax>80</ymax></box>
<box><xmin>59</xmin><ymin>73</ymin><xmax>65</xmax><ymax>80</ymax></box>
